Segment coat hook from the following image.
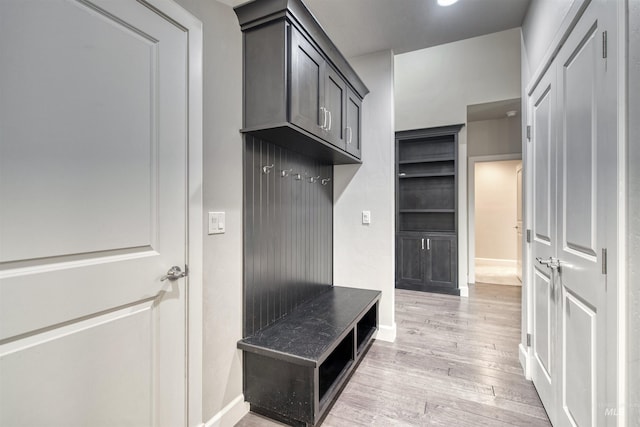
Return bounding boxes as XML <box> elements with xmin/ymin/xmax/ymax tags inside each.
<box><xmin>321</xmin><ymin>178</ymin><xmax>331</xmax><ymax>186</ymax></box>
<box><xmin>262</xmin><ymin>164</ymin><xmax>274</xmax><ymax>174</ymax></box>
<box><xmin>294</xmin><ymin>173</ymin><xmax>302</xmax><ymax>181</ymax></box>
<box><xmin>281</xmin><ymin>169</ymin><xmax>293</xmax><ymax>178</ymax></box>
<box><xmin>309</xmin><ymin>175</ymin><xmax>320</xmax><ymax>183</ymax></box>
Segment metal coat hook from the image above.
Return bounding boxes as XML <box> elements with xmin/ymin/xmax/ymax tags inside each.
<box><xmin>281</xmin><ymin>169</ymin><xmax>293</xmax><ymax>178</ymax></box>
<box><xmin>321</xmin><ymin>178</ymin><xmax>331</xmax><ymax>186</ymax></box>
<box><xmin>294</xmin><ymin>173</ymin><xmax>302</xmax><ymax>181</ymax></box>
<box><xmin>262</xmin><ymin>164</ymin><xmax>274</xmax><ymax>174</ymax></box>
<box><xmin>309</xmin><ymin>175</ymin><xmax>320</xmax><ymax>183</ymax></box>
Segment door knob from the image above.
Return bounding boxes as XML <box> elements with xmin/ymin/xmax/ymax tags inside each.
<box><xmin>161</xmin><ymin>265</ymin><xmax>187</xmax><ymax>281</ymax></box>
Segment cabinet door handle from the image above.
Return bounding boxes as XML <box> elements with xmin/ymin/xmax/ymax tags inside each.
<box><xmin>320</xmin><ymin>107</ymin><xmax>327</xmax><ymax>129</ymax></box>
<box><xmin>427</xmin><ymin>239</ymin><xmax>430</xmax><ymax>250</ymax></box>
<box><xmin>421</xmin><ymin>238</ymin><xmax>425</xmax><ymax>250</ymax></box>
<box><xmin>327</xmin><ymin>110</ymin><xmax>332</xmax><ymax>131</ymax></box>
<box><xmin>346</xmin><ymin>126</ymin><xmax>352</xmax><ymax>144</ymax></box>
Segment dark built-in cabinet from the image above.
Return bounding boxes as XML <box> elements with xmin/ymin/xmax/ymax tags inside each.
<box><xmin>235</xmin><ymin>1</ymin><xmax>374</xmax><ymax>426</ymax></box>
<box><xmin>236</xmin><ymin>0</ymin><xmax>368</xmax><ymax>164</ymax></box>
<box><xmin>395</xmin><ymin>125</ymin><xmax>463</xmax><ymax>295</ymax></box>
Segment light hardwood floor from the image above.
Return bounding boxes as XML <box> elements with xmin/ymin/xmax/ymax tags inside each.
<box><xmin>236</xmin><ymin>284</ymin><xmax>551</xmax><ymax>426</ymax></box>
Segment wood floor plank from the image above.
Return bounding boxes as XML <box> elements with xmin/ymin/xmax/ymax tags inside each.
<box><xmin>235</xmin><ymin>284</ymin><xmax>551</xmax><ymax>427</ymax></box>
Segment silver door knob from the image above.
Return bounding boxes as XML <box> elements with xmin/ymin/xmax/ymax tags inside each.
<box><xmin>161</xmin><ymin>266</ymin><xmax>187</xmax><ymax>281</ymax></box>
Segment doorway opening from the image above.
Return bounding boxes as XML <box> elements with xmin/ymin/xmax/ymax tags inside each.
<box><xmin>471</xmin><ymin>159</ymin><xmax>522</xmax><ymax>286</ymax></box>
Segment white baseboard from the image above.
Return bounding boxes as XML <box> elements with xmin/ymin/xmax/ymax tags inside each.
<box><xmin>375</xmin><ymin>322</ymin><xmax>396</xmax><ymax>342</ymax></box>
<box><xmin>202</xmin><ymin>394</ymin><xmax>249</xmax><ymax>427</ymax></box>
<box><xmin>459</xmin><ymin>284</ymin><xmax>469</xmax><ymax>297</ymax></box>
<box><xmin>476</xmin><ymin>257</ymin><xmax>517</xmax><ymax>268</ymax></box>
<box><xmin>519</xmin><ymin>343</ymin><xmax>531</xmax><ymax>380</ymax></box>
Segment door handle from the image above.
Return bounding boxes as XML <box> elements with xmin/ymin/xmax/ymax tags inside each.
<box><xmin>161</xmin><ymin>265</ymin><xmax>187</xmax><ymax>281</ymax></box>
<box><xmin>421</xmin><ymin>238</ymin><xmax>425</xmax><ymax>250</ymax></box>
<box><xmin>346</xmin><ymin>126</ymin><xmax>352</xmax><ymax>144</ymax></box>
<box><xmin>536</xmin><ymin>257</ymin><xmax>561</xmax><ymax>271</ymax></box>
<box><xmin>320</xmin><ymin>107</ymin><xmax>328</xmax><ymax>129</ymax></box>
<box><xmin>327</xmin><ymin>110</ymin><xmax>332</xmax><ymax>131</ymax></box>
<box><xmin>427</xmin><ymin>238</ymin><xmax>430</xmax><ymax>250</ymax></box>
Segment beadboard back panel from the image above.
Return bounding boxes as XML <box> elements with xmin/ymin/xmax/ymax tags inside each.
<box><xmin>244</xmin><ymin>136</ymin><xmax>333</xmax><ymax>336</ymax></box>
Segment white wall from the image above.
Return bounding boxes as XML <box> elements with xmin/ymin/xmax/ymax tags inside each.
<box><xmin>467</xmin><ymin>117</ymin><xmax>521</xmax><ymax>157</ymax></box>
<box><xmin>474</xmin><ymin>160</ymin><xmax>521</xmax><ymax>261</ymax></box>
<box><xmin>521</xmin><ymin>0</ymin><xmax>575</xmax><ymax>83</ymax></box>
<box><xmin>395</xmin><ymin>28</ymin><xmax>521</xmax><ymax>132</ymax></box>
<box><xmin>171</xmin><ymin>0</ymin><xmax>245</xmax><ymax>425</ymax></box>
<box><xmin>394</xmin><ymin>28</ymin><xmax>521</xmax><ymax>293</ymax></box>
<box><xmin>628</xmin><ymin>0</ymin><xmax>640</xmax><ymax>424</ymax></box>
<box><xmin>334</xmin><ymin>50</ymin><xmax>396</xmax><ymax>341</ymax></box>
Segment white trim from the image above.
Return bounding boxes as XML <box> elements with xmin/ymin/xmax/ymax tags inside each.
<box><xmin>616</xmin><ymin>0</ymin><xmax>628</xmax><ymax>424</ymax></box>
<box><xmin>519</xmin><ymin>342</ymin><xmax>531</xmax><ymax>380</ymax></box>
<box><xmin>459</xmin><ymin>287</ymin><xmax>469</xmax><ymax>297</ymax></box>
<box><xmin>202</xmin><ymin>395</ymin><xmax>250</xmax><ymax>427</ymax></box>
<box><xmin>475</xmin><ymin>257</ymin><xmax>517</xmax><ymax>268</ymax></box>
<box><xmin>467</xmin><ymin>154</ymin><xmax>522</xmax><ymax>284</ymax></box>
<box><xmin>375</xmin><ymin>322</ymin><xmax>397</xmax><ymax>343</ymax></box>
<box><xmin>140</xmin><ymin>1</ymin><xmax>203</xmax><ymax>426</ymax></box>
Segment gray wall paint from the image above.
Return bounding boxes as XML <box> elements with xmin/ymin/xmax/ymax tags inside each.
<box><xmin>334</xmin><ymin>50</ymin><xmax>396</xmax><ymax>337</ymax></box>
<box><xmin>467</xmin><ymin>117</ymin><xmax>522</xmax><ymax>157</ymax></box>
<box><xmin>628</xmin><ymin>0</ymin><xmax>639</xmax><ymax>423</ymax></box>
<box><xmin>171</xmin><ymin>0</ymin><xmax>245</xmax><ymax>422</ymax></box>
<box><xmin>244</xmin><ymin>136</ymin><xmax>333</xmax><ymax>336</ymax></box>
<box><xmin>394</xmin><ymin>28</ymin><xmax>521</xmax><ymax>294</ymax></box>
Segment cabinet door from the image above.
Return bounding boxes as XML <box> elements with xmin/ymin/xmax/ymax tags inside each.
<box><xmin>396</xmin><ymin>234</ymin><xmax>425</xmax><ymax>287</ymax></box>
<box><xmin>345</xmin><ymin>87</ymin><xmax>361</xmax><ymax>159</ymax></box>
<box><xmin>290</xmin><ymin>27</ymin><xmax>324</xmax><ymax>138</ymax></box>
<box><xmin>424</xmin><ymin>234</ymin><xmax>457</xmax><ymax>288</ymax></box>
<box><xmin>323</xmin><ymin>66</ymin><xmax>346</xmax><ymax>150</ymax></box>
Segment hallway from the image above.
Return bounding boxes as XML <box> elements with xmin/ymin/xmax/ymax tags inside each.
<box><xmin>236</xmin><ymin>284</ymin><xmax>550</xmax><ymax>426</ymax></box>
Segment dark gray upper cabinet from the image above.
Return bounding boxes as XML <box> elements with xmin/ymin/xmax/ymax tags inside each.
<box><xmin>235</xmin><ymin>0</ymin><xmax>368</xmax><ymax>164</ymax></box>
<box><xmin>345</xmin><ymin>87</ymin><xmax>362</xmax><ymax>158</ymax></box>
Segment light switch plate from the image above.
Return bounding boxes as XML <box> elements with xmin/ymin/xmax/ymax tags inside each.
<box><xmin>362</xmin><ymin>210</ymin><xmax>371</xmax><ymax>225</ymax></box>
<box><xmin>208</xmin><ymin>212</ymin><xmax>225</xmax><ymax>234</ymax></box>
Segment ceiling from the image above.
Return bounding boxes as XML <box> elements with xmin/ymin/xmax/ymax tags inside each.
<box><xmin>467</xmin><ymin>98</ymin><xmax>521</xmax><ymax>122</ymax></box>
<box><xmin>227</xmin><ymin>0</ymin><xmax>531</xmax><ymax>58</ymax></box>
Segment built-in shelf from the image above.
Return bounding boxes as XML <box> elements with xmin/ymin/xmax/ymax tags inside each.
<box><xmin>398</xmin><ymin>156</ymin><xmax>455</xmax><ymax>164</ymax></box>
<box><xmin>398</xmin><ymin>172</ymin><xmax>455</xmax><ymax>179</ymax></box>
<box><xmin>399</xmin><ymin>209</ymin><xmax>455</xmax><ymax>213</ymax></box>
<box><xmin>396</xmin><ymin>125</ymin><xmax>462</xmax><ymax>295</ymax></box>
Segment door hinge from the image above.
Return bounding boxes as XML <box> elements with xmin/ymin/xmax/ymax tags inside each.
<box><xmin>602</xmin><ymin>31</ymin><xmax>608</xmax><ymax>59</ymax></box>
<box><xmin>526</xmin><ymin>229</ymin><xmax>531</xmax><ymax>243</ymax></box>
<box><xmin>527</xmin><ymin>333</ymin><xmax>532</xmax><ymax>347</ymax></box>
<box><xmin>601</xmin><ymin>248</ymin><xmax>607</xmax><ymax>275</ymax></box>
<box><xmin>526</xmin><ymin>125</ymin><xmax>531</xmax><ymax>141</ymax></box>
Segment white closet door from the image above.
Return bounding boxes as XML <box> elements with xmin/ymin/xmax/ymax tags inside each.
<box><xmin>555</xmin><ymin>1</ymin><xmax>617</xmax><ymax>425</ymax></box>
<box><xmin>528</xmin><ymin>1</ymin><xmax>618</xmax><ymax>426</ymax></box>
<box><xmin>0</xmin><ymin>1</ymin><xmax>189</xmax><ymax>426</ymax></box>
<box><xmin>529</xmin><ymin>63</ymin><xmax>559</xmax><ymax>425</ymax></box>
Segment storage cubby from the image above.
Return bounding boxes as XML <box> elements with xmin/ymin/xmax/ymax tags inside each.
<box><xmin>319</xmin><ymin>330</ymin><xmax>354</xmax><ymax>403</ymax></box>
<box><xmin>356</xmin><ymin>304</ymin><xmax>377</xmax><ymax>354</ymax></box>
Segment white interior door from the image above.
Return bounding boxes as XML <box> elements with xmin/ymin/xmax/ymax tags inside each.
<box><xmin>0</xmin><ymin>1</ymin><xmax>189</xmax><ymax>426</ymax></box>
<box><xmin>529</xmin><ymin>64</ymin><xmax>558</xmax><ymax>425</ymax></box>
<box><xmin>529</xmin><ymin>1</ymin><xmax>617</xmax><ymax>425</ymax></box>
<box><xmin>554</xmin><ymin>2</ymin><xmax>615</xmax><ymax>425</ymax></box>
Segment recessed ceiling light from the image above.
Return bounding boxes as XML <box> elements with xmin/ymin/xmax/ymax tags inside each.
<box><xmin>437</xmin><ymin>0</ymin><xmax>459</xmax><ymax>6</ymax></box>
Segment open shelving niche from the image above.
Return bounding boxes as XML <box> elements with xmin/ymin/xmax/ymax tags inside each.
<box><xmin>397</xmin><ymin>133</ymin><xmax>458</xmax><ymax>234</ymax></box>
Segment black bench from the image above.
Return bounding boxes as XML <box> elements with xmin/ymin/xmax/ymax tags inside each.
<box><xmin>237</xmin><ymin>286</ymin><xmax>381</xmax><ymax>426</ymax></box>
